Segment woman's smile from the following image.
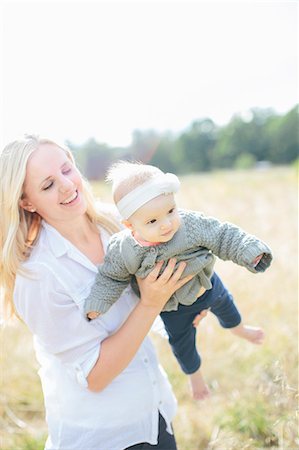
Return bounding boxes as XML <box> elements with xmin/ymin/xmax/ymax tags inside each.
<box><xmin>60</xmin><ymin>190</ymin><xmax>79</xmax><ymax>206</ymax></box>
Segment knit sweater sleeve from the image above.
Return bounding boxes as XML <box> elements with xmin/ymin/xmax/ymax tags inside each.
<box><xmin>84</xmin><ymin>234</ymin><xmax>131</xmax><ymax>316</ymax></box>
<box><xmin>184</xmin><ymin>211</ymin><xmax>273</xmax><ymax>273</ymax></box>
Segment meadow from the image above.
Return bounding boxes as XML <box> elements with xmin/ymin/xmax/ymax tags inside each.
<box><xmin>1</xmin><ymin>166</ymin><xmax>298</xmax><ymax>450</ymax></box>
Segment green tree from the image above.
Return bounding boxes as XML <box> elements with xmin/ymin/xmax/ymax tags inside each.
<box><xmin>78</xmin><ymin>138</ymin><xmax>112</xmax><ymax>180</ymax></box>
<box><xmin>265</xmin><ymin>105</ymin><xmax>299</xmax><ymax>163</ymax></box>
<box><xmin>67</xmin><ymin>105</ymin><xmax>298</xmax><ymax>179</ymax></box>
<box><xmin>174</xmin><ymin>118</ymin><xmax>217</xmax><ymax>173</ymax></box>
<box><xmin>150</xmin><ymin>133</ymin><xmax>181</xmax><ymax>173</ymax></box>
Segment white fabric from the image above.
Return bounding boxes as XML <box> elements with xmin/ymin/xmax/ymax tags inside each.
<box><xmin>116</xmin><ymin>172</ymin><xmax>180</xmax><ymax>219</ymax></box>
<box><xmin>13</xmin><ymin>220</ymin><xmax>177</xmax><ymax>450</ymax></box>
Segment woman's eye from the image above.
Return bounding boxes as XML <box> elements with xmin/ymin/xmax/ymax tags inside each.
<box><xmin>168</xmin><ymin>208</ymin><xmax>174</xmax><ymax>214</ymax></box>
<box><xmin>43</xmin><ymin>182</ymin><xmax>53</xmax><ymax>190</ymax></box>
<box><xmin>42</xmin><ymin>166</ymin><xmax>71</xmax><ymax>190</ymax></box>
<box><xmin>148</xmin><ymin>219</ymin><xmax>156</xmax><ymax>224</ymax></box>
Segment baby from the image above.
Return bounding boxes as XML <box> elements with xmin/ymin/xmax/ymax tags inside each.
<box><xmin>85</xmin><ymin>161</ymin><xmax>272</xmax><ymax>400</ymax></box>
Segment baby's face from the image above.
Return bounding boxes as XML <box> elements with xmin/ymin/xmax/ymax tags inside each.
<box><xmin>127</xmin><ymin>193</ymin><xmax>181</xmax><ymax>243</ymax></box>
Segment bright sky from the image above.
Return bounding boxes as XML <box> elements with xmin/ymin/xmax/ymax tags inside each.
<box><xmin>1</xmin><ymin>0</ymin><xmax>298</xmax><ymax>147</ymax></box>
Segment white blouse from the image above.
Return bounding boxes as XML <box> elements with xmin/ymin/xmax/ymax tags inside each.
<box><xmin>14</xmin><ymin>220</ymin><xmax>177</xmax><ymax>450</ymax></box>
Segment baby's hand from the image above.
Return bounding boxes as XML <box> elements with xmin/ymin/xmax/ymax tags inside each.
<box><xmin>253</xmin><ymin>254</ymin><xmax>263</xmax><ymax>267</ymax></box>
<box><xmin>192</xmin><ymin>308</ymin><xmax>210</xmax><ymax>327</ymax></box>
<box><xmin>87</xmin><ymin>311</ymin><xmax>101</xmax><ymax>320</ymax></box>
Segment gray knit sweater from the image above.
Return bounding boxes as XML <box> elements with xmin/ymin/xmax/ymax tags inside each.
<box><xmin>84</xmin><ymin>209</ymin><xmax>272</xmax><ymax>315</ymax></box>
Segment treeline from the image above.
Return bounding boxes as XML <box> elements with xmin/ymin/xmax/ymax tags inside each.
<box><xmin>68</xmin><ymin>105</ymin><xmax>298</xmax><ymax>180</ymax></box>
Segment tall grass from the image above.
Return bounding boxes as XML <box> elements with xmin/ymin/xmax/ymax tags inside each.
<box><xmin>1</xmin><ymin>166</ymin><xmax>298</xmax><ymax>449</ymax></box>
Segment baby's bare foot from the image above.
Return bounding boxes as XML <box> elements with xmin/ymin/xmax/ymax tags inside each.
<box><xmin>231</xmin><ymin>324</ymin><xmax>265</xmax><ymax>345</ymax></box>
<box><xmin>189</xmin><ymin>369</ymin><xmax>211</xmax><ymax>401</ymax></box>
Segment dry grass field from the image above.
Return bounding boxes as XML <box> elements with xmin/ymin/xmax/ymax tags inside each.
<box><xmin>1</xmin><ymin>166</ymin><xmax>298</xmax><ymax>450</ymax></box>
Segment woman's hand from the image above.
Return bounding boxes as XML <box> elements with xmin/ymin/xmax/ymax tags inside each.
<box><xmin>136</xmin><ymin>258</ymin><xmax>193</xmax><ymax>312</ymax></box>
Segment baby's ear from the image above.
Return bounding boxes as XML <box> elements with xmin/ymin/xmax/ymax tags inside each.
<box><xmin>122</xmin><ymin>219</ymin><xmax>133</xmax><ymax>230</ymax></box>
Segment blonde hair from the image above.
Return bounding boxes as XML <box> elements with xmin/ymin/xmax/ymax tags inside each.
<box><xmin>0</xmin><ymin>134</ymin><xmax>120</xmax><ymax>320</ymax></box>
<box><xmin>106</xmin><ymin>160</ymin><xmax>163</xmax><ymax>203</ymax></box>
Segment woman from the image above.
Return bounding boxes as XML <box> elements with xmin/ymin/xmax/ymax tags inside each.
<box><xmin>0</xmin><ymin>135</ymin><xmax>197</xmax><ymax>450</ymax></box>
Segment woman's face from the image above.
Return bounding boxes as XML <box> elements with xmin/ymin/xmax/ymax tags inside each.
<box><xmin>20</xmin><ymin>143</ymin><xmax>87</xmax><ymax>226</ymax></box>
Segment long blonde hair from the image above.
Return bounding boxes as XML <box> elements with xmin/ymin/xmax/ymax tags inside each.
<box><xmin>0</xmin><ymin>134</ymin><xmax>120</xmax><ymax>319</ymax></box>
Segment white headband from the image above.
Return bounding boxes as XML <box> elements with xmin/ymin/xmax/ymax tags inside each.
<box><xmin>116</xmin><ymin>172</ymin><xmax>180</xmax><ymax>219</ymax></box>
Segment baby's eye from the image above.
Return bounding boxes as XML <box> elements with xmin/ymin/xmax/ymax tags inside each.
<box><xmin>168</xmin><ymin>208</ymin><xmax>175</xmax><ymax>214</ymax></box>
<box><xmin>147</xmin><ymin>219</ymin><xmax>157</xmax><ymax>224</ymax></box>
<box><xmin>62</xmin><ymin>167</ymin><xmax>72</xmax><ymax>175</ymax></box>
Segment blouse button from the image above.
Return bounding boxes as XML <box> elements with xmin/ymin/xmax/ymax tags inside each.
<box><xmin>150</xmin><ymin>247</ymin><xmax>156</xmax><ymax>253</ymax></box>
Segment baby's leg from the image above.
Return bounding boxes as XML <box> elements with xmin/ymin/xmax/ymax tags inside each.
<box><xmin>230</xmin><ymin>323</ymin><xmax>265</xmax><ymax>344</ymax></box>
<box><xmin>160</xmin><ymin>306</ymin><xmax>209</xmax><ymax>401</ymax></box>
<box><xmin>189</xmin><ymin>368</ymin><xmax>211</xmax><ymax>401</ymax></box>
<box><xmin>210</xmin><ymin>273</ymin><xmax>265</xmax><ymax>344</ymax></box>
<box><xmin>169</xmin><ymin>326</ymin><xmax>210</xmax><ymax>401</ymax></box>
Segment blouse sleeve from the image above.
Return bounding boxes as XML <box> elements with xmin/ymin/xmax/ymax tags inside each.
<box><xmin>14</xmin><ymin>263</ymin><xmax>108</xmax><ymax>387</ymax></box>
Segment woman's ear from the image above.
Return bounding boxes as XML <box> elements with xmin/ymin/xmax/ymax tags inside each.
<box><xmin>122</xmin><ymin>219</ymin><xmax>133</xmax><ymax>230</ymax></box>
<box><xmin>19</xmin><ymin>198</ymin><xmax>36</xmax><ymax>213</ymax></box>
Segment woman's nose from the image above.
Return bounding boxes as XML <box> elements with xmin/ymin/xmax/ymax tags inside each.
<box><xmin>58</xmin><ymin>178</ymin><xmax>74</xmax><ymax>193</ymax></box>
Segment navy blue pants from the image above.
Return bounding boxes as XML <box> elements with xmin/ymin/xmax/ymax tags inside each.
<box><xmin>160</xmin><ymin>273</ymin><xmax>242</xmax><ymax>374</ymax></box>
<box><xmin>125</xmin><ymin>413</ymin><xmax>177</xmax><ymax>449</ymax></box>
